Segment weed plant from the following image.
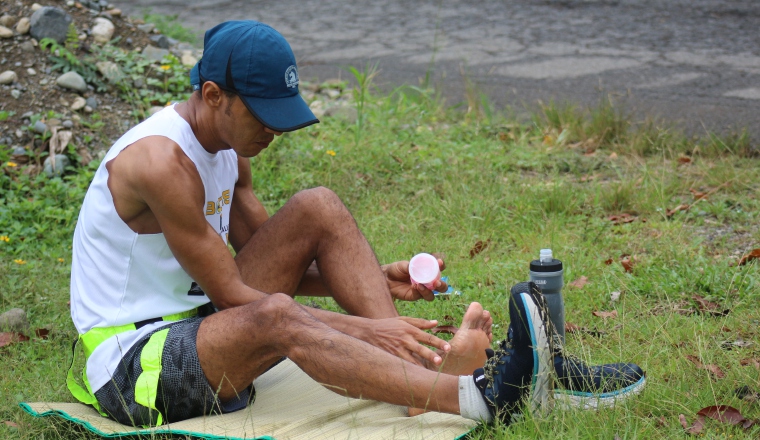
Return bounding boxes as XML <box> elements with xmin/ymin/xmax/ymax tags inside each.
<box><xmin>1</xmin><ymin>75</ymin><xmax>758</xmax><ymax>439</ymax></box>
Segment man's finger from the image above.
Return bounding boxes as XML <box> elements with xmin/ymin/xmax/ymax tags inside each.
<box><xmin>415</xmin><ymin>285</ymin><xmax>436</xmax><ymax>301</ymax></box>
<box><xmin>398</xmin><ymin>316</ymin><xmax>438</xmax><ymax>329</ymax></box>
<box><xmin>432</xmin><ymin>279</ymin><xmax>448</xmax><ymax>294</ymax></box>
<box><xmin>410</xmin><ymin>342</ymin><xmax>443</xmax><ymax>367</ymax></box>
<box><xmin>417</xmin><ymin>329</ymin><xmax>450</xmax><ymax>353</ymax></box>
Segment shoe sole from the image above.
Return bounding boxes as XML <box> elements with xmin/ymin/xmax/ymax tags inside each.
<box><xmin>553</xmin><ymin>375</ymin><xmax>647</xmax><ymax>410</ymax></box>
<box><xmin>520</xmin><ymin>292</ymin><xmax>553</xmax><ymax>415</ymax></box>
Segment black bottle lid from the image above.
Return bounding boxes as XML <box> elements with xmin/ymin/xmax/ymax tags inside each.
<box><xmin>530</xmin><ymin>258</ymin><xmax>563</xmax><ymax>272</ymax></box>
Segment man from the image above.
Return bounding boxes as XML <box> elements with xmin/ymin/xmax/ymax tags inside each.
<box><xmin>67</xmin><ymin>20</ymin><xmax>644</xmax><ymax>428</ymax></box>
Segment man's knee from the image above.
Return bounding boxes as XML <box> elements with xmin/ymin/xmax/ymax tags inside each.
<box><xmin>245</xmin><ymin>293</ymin><xmax>313</xmax><ymax>334</ymax></box>
<box><xmin>290</xmin><ymin>187</ymin><xmax>349</xmax><ymax>220</ymax></box>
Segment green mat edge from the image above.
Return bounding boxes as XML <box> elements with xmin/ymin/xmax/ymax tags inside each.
<box><xmin>19</xmin><ymin>402</ymin><xmax>275</xmax><ymax>440</ymax></box>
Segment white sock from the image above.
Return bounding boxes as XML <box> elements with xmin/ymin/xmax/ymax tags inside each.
<box><xmin>458</xmin><ymin>375</ymin><xmax>493</xmax><ymax>423</ymax></box>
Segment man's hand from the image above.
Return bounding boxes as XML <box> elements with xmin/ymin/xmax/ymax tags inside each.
<box><xmin>359</xmin><ymin>317</ymin><xmax>451</xmax><ymax>366</ymax></box>
<box><xmin>382</xmin><ymin>259</ymin><xmax>448</xmax><ymax>302</ymax></box>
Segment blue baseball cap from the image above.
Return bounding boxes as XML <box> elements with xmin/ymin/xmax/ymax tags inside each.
<box><xmin>190</xmin><ymin>21</ymin><xmax>318</xmax><ymax>132</ymax></box>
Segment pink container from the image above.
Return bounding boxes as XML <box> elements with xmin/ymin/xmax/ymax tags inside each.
<box><xmin>409</xmin><ymin>253</ymin><xmax>441</xmax><ymax>290</ymax></box>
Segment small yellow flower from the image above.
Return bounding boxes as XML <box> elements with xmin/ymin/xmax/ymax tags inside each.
<box><xmin>58</xmin><ymin>258</ymin><xmax>65</xmax><ymax>263</ymax></box>
<box><xmin>13</xmin><ymin>259</ymin><xmax>26</xmax><ymax>265</ymax></box>
<box><xmin>160</xmin><ymin>65</ymin><xmax>171</xmax><ymax>71</ymax></box>
<box><xmin>5</xmin><ymin>162</ymin><xmax>17</xmax><ymax>167</ymax></box>
<box><xmin>0</xmin><ymin>236</ymin><xmax>9</xmax><ymax>242</ymax></box>
<box><xmin>326</xmin><ymin>150</ymin><xmax>336</xmax><ymax>157</ymax></box>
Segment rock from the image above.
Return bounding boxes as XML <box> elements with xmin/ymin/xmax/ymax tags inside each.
<box><xmin>142</xmin><ymin>45</ymin><xmax>170</xmax><ymax>63</ymax></box>
<box><xmin>132</xmin><ymin>77</ymin><xmax>144</xmax><ymax>88</ymax></box>
<box><xmin>91</xmin><ymin>17</ymin><xmax>114</xmax><ymax>43</ymax></box>
<box><xmin>10</xmin><ymin>89</ymin><xmax>20</xmax><ymax>99</ymax></box>
<box><xmin>0</xmin><ymin>308</ymin><xmax>30</xmax><ymax>335</ymax></box>
<box><xmin>30</xmin><ymin>7</ymin><xmax>73</xmax><ymax>44</ymax></box>
<box><xmin>323</xmin><ymin>105</ymin><xmax>358</xmax><ymax>124</ymax></box>
<box><xmin>20</xmin><ymin>41</ymin><xmax>35</xmax><ymax>53</ymax></box>
<box><xmin>27</xmin><ymin>68</ymin><xmax>36</xmax><ymax>76</ymax></box>
<box><xmin>0</xmin><ymin>70</ymin><xmax>17</xmax><ymax>85</ymax></box>
<box><xmin>31</xmin><ymin>3</ymin><xmax>43</xmax><ymax>11</ymax></box>
<box><xmin>148</xmin><ymin>106</ymin><xmax>163</xmax><ymax>116</ymax></box>
<box><xmin>33</xmin><ymin>120</ymin><xmax>48</xmax><ymax>134</ymax></box>
<box><xmin>22</xmin><ymin>111</ymin><xmax>34</xmax><ymax>118</ymax></box>
<box><xmin>12</xmin><ymin>146</ymin><xmax>26</xmax><ymax>156</ymax></box>
<box><xmin>325</xmin><ymin>89</ymin><xmax>341</xmax><ymax>99</ymax></box>
<box><xmin>39</xmin><ymin>78</ymin><xmax>49</xmax><ymax>85</ymax></box>
<box><xmin>105</xmin><ymin>8</ymin><xmax>121</xmax><ymax>17</ymax></box>
<box><xmin>125</xmin><ymin>37</ymin><xmax>133</xmax><ymax>46</ymax></box>
<box><xmin>43</xmin><ymin>154</ymin><xmax>70</xmax><ymax>177</ymax></box>
<box><xmin>16</xmin><ymin>18</ymin><xmax>31</xmax><ymax>35</ymax></box>
<box><xmin>0</xmin><ymin>26</ymin><xmax>13</xmax><ymax>39</ymax></box>
<box><xmin>181</xmin><ymin>53</ymin><xmax>197</xmax><ymax>67</ymax></box>
<box><xmin>95</xmin><ymin>60</ymin><xmax>124</xmax><ymax>83</ymax></box>
<box><xmin>136</xmin><ymin>23</ymin><xmax>155</xmax><ymax>33</ymax></box>
<box><xmin>0</xmin><ymin>15</ymin><xmax>15</xmax><ymax>28</ymax></box>
<box><xmin>56</xmin><ymin>71</ymin><xmax>87</xmax><ymax>92</ymax></box>
<box><xmin>62</xmin><ymin>120</ymin><xmax>73</xmax><ymax>128</ymax></box>
<box><xmin>83</xmin><ymin>105</ymin><xmax>93</xmax><ymax>113</ymax></box>
<box><xmin>70</xmin><ymin>96</ymin><xmax>86</xmax><ymax>110</ymax></box>
<box><xmin>85</xmin><ymin>96</ymin><xmax>98</xmax><ymax>110</ymax></box>
<box><xmin>149</xmin><ymin>34</ymin><xmax>169</xmax><ymax>49</ymax></box>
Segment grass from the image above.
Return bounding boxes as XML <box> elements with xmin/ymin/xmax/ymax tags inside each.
<box><xmin>1</xmin><ymin>75</ymin><xmax>759</xmax><ymax>439</ymax></box>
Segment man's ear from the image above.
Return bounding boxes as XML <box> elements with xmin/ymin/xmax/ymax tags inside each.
<box><xmin>201</xmin><ymin>81</ymin><xmax>224</xmax><ymax>109</ymax></box>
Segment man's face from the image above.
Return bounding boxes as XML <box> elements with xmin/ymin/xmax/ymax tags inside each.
<box><xmin>221</xmin><ymin>94</ymin><xmax>283</xmax><ymax>157</ymax></box>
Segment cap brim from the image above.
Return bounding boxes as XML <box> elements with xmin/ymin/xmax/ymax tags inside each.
<box><xmin>239</xmin><ymin>93</ymin><xmax>319</xmax><ymax>132</ymax></box>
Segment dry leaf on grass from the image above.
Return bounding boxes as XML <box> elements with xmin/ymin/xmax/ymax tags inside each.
<box><xmin>592</xmin><ymin>310</ymin><xmax>618</xmax><ymax>319</ymax></box>
<box><xmin>720</xmin><ymin>338</ymin><xmax>752</xmax><ymax>350</ymax></box>
<box><xmin>689</xmin><ymin>188</ymin><xmax>708</xmax><ymax>201</ymax></box>
<box><xmin>737</xmin><ymin>249</ymin><xmax>760</xmax><ymax>266</ymax></box>
<box><xmin>692</xmin><ymin>294</ymin><xmax>730</xmax><ymax>316</ymax></box>
<box><xmin>666</xmin><ymin>203</ymin><xmax>690</xmax><ymax>217</ymax></box>
<box><xmin>469</xmin><ymin>239</ymin><xmax>491</xmax><ymax>258</ymax></box>
<box><xmin>620</xmin><ymin>256</ymin><xmax>636</xmax><ymax>273</ymax></box>
<box><xmin>35</xmin><ymin>328</ymin><xmax>50</xmax><ymax>339</ymax></box>
<box><xmin>685</xmin><ymin>354</ymin><xmax>726</xmax><ymax>378</ymax></box>
<box><xmin>740</xmin><ymin>358</ymin><xmax>760</xmax><ymax>369</ymax></box>
<box><xmin>680</xmin><ymin>406</ymin><xmax>758</xmax><ymax>435</ymax></box>
<box><xmin>610</xmin><ymin>291</ymin><xmax>622</xmax><ymax>302</ymax></box>
<box><xmin>568</xmin><ymin>276</ymin><xmax>588</xmax><ymax>289</ymax></box>
<box><xmin>3</xmin><ymin>421</ymin><xmax>19</xmax><ymax>428</ymax></box>
<box><xmin>0</xmin><ymin>332</ymin><xmax>30</xmax><ymax>348</ymax></box>
<box><xmin>431</xmin><ymin>325</ymin><xmax>459</xmax><ymax>335</ymax></box>
<box><xmin>608</xmin><ymin>213</ymin><xmax>637</xmax><ymax>225</ymax></box>
<box><xmin>677</xmin><ymin>156</ymin><xmax>692</xmax><ymax>164</ymax></box>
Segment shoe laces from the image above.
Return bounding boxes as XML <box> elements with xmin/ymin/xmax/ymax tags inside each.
<box><xmin>483</xmin><ymin>339</ymin><xmax>513</xmax><ymax>388</ymax></box>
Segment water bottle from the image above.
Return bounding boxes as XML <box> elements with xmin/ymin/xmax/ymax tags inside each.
<box><xmin>529</xmin><ymin>249</ymin><xmax>565</xmax><ymax>343</ymax></box>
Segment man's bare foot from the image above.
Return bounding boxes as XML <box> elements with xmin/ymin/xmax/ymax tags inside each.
<box><xmin>408</xmin><ymin>302</ymin><xmax>492</xmax><ymax>416</ymax></box>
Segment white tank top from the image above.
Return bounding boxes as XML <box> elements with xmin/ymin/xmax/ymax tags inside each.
<box><xmin>70</xmin><ymin>105</ymin><xmax>239</xmax><ymax>392</ymax></box>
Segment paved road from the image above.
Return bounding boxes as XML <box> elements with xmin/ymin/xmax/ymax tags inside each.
<box><xmin>120</xmin><ymin>0</ymin><xmax>760</xmax><ymax>138</ymax></box>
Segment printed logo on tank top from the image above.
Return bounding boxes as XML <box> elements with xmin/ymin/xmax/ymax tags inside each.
<box><xmin>205</xmin><ymin>189</ymin><xmax>231</xmax><ymax>243</ymax></box>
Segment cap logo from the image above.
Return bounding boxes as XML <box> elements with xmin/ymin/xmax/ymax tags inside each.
<box><xmin>285</xmin><ymin>65</ymin><xmax>299</xmax><ymax>89</ymax></box>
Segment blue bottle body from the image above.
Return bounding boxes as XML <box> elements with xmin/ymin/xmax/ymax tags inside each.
<box><xmin>529</xmin><ymin>250</ymin><xmax>565</xmax><ymax>342</ymax></box>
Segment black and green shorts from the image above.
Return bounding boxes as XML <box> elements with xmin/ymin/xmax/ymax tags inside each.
<box><xmin>94</xmin><ymin>317</ymin><xmax>254</xmax><ymax>426</ymax></box>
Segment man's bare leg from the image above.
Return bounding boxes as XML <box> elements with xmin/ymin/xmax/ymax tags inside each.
<box><xmin>197</xmin><ymin>293</ymin><xmax>461</xmax><ymax>414</ymax></box>
<box><xmin>408</xmin><ymin>303</ymin><xmax>492</xmax><ymax>416</ymax></box>
<box><xmin>234</xmin><ymin>187</ymin><xmax>398</xmax><ymax>318</ymax></box>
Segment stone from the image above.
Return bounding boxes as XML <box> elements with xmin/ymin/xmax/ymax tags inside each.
<box><xmin>148</xmin><ymin>106</ymin><xmax>163</xmax><ymax>116</ymax></box>
<box><xmin>83</xmin><ymin>105</ymin><xmax>93</xmax><ymax>113</ymax></box>
<box><xmin>136</xmin><ymin>23</ymin><xmax>155</xmax><ymax>33</ymax></box>
<box><xmin>12</xmin><ymin>146</ymin><xmax>26</xmax><ymax>156</ymax></box>
<box><xmin>325</xmin><ymin>89</ymin><xmax>341</xmax><ymax>99</ymax></box>
<box><xmin>105</xmin><ymin>8</ymin><xmax>121</xmax><ymax>17</ymax></box>
<box><xmin>149</xmin><ymin>34</ymin><xmax>169</xmax><ymax>49</ymax></box>
<box><xmin>0</xmin><ymin>308</ymin><xmax>30</xmax><ymax>335</ymax></box>
<box><xmin>125</xmin><ymin>37</ymin><xmax>133</xmax><ymax>45</ymax></box>
<box><xmin>70</xmin><ymin>96</ymin><xmax>86</xmax><ymax>110</ymax></box>
<box><xmin>10</xmin><ymin>89</ymin><xmax>20</xmax><ymax>99</ymax></box>
<box><xmin>323</xmin><ymin>105</ymin><xmax>358</xmax><ymax>124</ymax></box>
<box><xmin>132</xmin><ymin>77</ymin><xmax>144</xmax><ymax>88</ymax></box>
<box><xmin>0</xmin><ymin>70</ymin><xmax>17</xmax><ymax>84</ymax></box>
<box><xmin>43</xmin><ymin>154</ymin><xmax>70</xmax><ymax>177</ymax></box>
<box><xmin>31</xmin><ymin>3</ymin><xmax>43</xmax><ymax>11</ymax></box>
<box><xmin>33</xmin><ymin>120</ymin><xmax>48</xmax><ymax>134</ymax></box>
<box><xmin>181</xmin><ymin>53</ymin><xmax>197</xmax><ymax>67</ymax></box>
<box><xmin>30</xmin><ymin>7</ymin><xmax>73</xmax><ymax>44</ymax></box>
<box><xmin>85</xmin><ymin>96</ymin><xmax>98</xmax><ymax>110</ymax></box>
<box><xmin>16</xmin><ymin>18</ymin><xmax>31</xmax><ymax>35</ymax></box>
<box><xmin>39</xmin><ymin>78</ymin><xmax>49</xmax><ymax>85</ymax></box>
<box><xmin>142</xmin><ymin>45</ymin><xmax>170</xmax><ymax>63</ymax></box>
<box><xmin>56</xmin><ymin>71</ymin><xmax>87</xmax><ymax>92</ymax></box>
<box><xmin>62</xmin><ymin>120</ymin><xmax>73</xmax><ymax>128</ymax></box>
<box><xmin>91</xmin><ymin>17</ymin><xmax>114</xmax><ymax>44</ymax></box>
<box><xmin>20</xmin><ymin>41</ymin><xmax>35</xmax><ymax>53</ymax></box>
<box><xmin>27</xmin><ymin>68</ymin><xmax>36</xmax><ymax>76</ymax></box>
<box><xmin>0</xmin><ymin>15</ymin><xmax>15</xmax><ymax>28</ymax></box>
<box><xmin>0</xmin><ymin>26</ymin><xmax>13</xmax><ymax>39</ymax></box>
<box><xmin>95</xmin><ymin>60</ymin><xmax>124</xmax><ymax>83</ymax></box>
